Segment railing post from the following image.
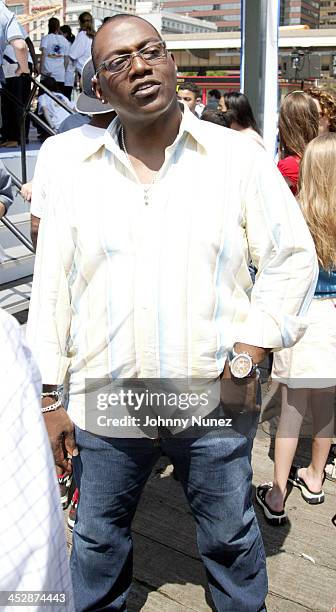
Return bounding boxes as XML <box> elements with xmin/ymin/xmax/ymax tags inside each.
<box><xmin>20</xmin><ymin>77</ymin><xmax>38</xmax><ymax>185</ymax></box>
<box><xmin>1</xmin><ymin>216</ymin><xmax>34</xmax><ymax>253</ymax></box>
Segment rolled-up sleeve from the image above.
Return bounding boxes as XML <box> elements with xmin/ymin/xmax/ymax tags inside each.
<box><xmin>236</xmin><ymin>151</ymin><xmax>318</xmax><ymax>350</ymax></box>
<box><xmin>26</xmin><ymin>184</ymin><xmax>74</xmax><ymax>384</ymax></box>
<box><xmin>6</xmin><ymin>12</ymin><xmax>24</xmax><ymax>42</ymax></box>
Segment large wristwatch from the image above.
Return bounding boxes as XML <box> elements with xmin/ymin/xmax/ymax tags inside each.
<box><xmin>229</xmin><ymin>349</ymin><xmax>259</xmax><ymax>379</ymax></box>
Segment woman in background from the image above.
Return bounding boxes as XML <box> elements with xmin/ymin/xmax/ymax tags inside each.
<box><xmin>307</xmin><ymin>87</ymin><xmax>336</xmax><ymax>483</ymax></box>
<box><xmin>257</xmin><ymin>133</ymin><xmax>336</xmax><ymax>525</ymax></box>
<box><xmin>306</xmin><ymin>87</ymin><xmax>336</xmax><ymax>135</ymax></box>
<box><xmin>278</xmin><ymin>91</ymin><xmax>318</xmax><ymax>195</ymax></box>
<box><xmin>60</xmin><ymin>25</ymin><xmax>75</xmax><ymax>100</ymax></box>
<box><xmin>222</xmin><ymin>91</ymin><xmax>265</xmax><ymax>148</ymax></box>
<box><xmin>69</xmin><ymin>12</ymin><xmax>95</xmax><ymax>78</ymax></box>
<box><xmin>60</xmin><ymin>24</ymin><xmax>75</xmax><ymax>44</ymax></box>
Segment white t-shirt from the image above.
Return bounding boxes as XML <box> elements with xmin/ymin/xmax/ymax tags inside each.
<box><xmin>64</xmin><ymin>58</ymin><xmax>75</xmax><ymax>87</ymax></box>
<box><xmin>40</xmin><ymin>33</ymin><xmax>70</xmax><ymax>82</ymax></box>
<box><xmin>69</xmin><ymin>30</ymin><xmax>92</xmax><ymax>75</ymax></box>
<box><xmin>38</xmin><ymin>92</ymin><xmax>74</xmax><ymax>131</ymax></box>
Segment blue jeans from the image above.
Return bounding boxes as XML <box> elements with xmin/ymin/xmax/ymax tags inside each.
<box><xmin>71</xmin><ymin>427</ymin><xmax>267</xmax><ymax>611</ymax></box>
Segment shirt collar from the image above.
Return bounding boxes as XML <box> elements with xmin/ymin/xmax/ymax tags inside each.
<box><xmin>78</xmin><ymin>124</ymin><xmax>109</xmax><ymax>161</ymax></box>
<box><xmin>81</xmin><ymin>102</ymin><xmax>209</xmax><ymax>162</ymax></box>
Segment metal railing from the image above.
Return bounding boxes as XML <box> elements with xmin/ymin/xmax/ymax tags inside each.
<box><xmin>0</xmin><ymin>74</ymin><xmax>75</xmax><ymax>255</ymax></box>
<box><xmin>19</xmin><ymin>74</ymin><xmax>75</xmax><ymax>183</ymax></box>
<box><xmin>1</xmin><ymin>216</ymin><xmax>35</xmax><ymax>253</ymax></box>
<box><xmin>1</xmin><ymin>166</ymin><xmax>34</xmax><ymax>253</ymax></box>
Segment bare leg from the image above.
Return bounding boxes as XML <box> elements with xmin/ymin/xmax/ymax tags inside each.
<box><xmin>266</xmin><ymin>386</ymin><xmax>308</xmax><ymax>511</ymax></box>
<box><xmin>298</xmin><ymin>387</ymin><xmax>334</xmax><ymax>492</ymax></box>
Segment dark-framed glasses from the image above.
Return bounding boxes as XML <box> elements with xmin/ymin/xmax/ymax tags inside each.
<box><xmin>95</xmin><ymin>40</ymin><xmax>167</xmax><ymax>77</ymax></box>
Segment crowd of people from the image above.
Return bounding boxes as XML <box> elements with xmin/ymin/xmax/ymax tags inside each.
<box><xmin>176</xmin><ymin>81</ymin><xmax>336</xmax><ymax>525</ymax></box>
<box><xmin>1</xmin><ymin>10</ymin><xmax>336</xmax><ymax>612</ymax></box>
<box><xmin>0</xmin><ymin>11</ymin><xmax>96</xmax><ymax>146</ymax></box>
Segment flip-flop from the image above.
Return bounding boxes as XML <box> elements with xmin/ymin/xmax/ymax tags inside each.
<box><xmin>325</xmin><ymin>444</ymin><xmax>336</xmax><ymax>482</ymax></box>
<box><xmin>288</xmin><ymin>466</ymin><xmax>325</xmax><ymax>504</ymax></box>
<box><xmin>256</xmin><ymin>483</ymin><xmax>287</xmax><ymax>526</ymax></box>
<box><xmin>325</xmin><ymin>458</ymin><xmax>336</xmax><ymax>482</ymax></box>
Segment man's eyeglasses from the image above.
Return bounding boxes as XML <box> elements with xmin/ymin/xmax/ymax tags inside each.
<box><xmin>95</xmin><ymin>41</ymin><xmax>167</xmax><ymax>77</ymax></box>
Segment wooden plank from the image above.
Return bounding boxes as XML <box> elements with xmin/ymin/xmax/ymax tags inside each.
<box><xmin>133</xmin><ymin>533</ymin><xmax>212</xmax><ymax>611</ymax></box>
<box><xmin>133</xmin><ymin>475</ymin><xmax>199</xmax><ymax>559</ymax></box>
<box><xmin>134</xmin><ymin>486</ymin><xmax>336</xmax><ymax>574</ymax></box>
<box><xmin>133</xmin><ymin>459</ymin><xmax>336</xmax><ymax>572</ymax></box>
<box><xmin>266</xmin><ymin>551</ymin><xmax>336</xmax><ymax>612</ymax></box>
<box><xmin>61</xmin><ymin>433</ymin><xmax>336</xmax><ymax>611</ymax></box>
<box><xmin>266</xmin><ymin>593</ymin><xmax>311</xmax><ymax>611</ymax></box>
<box><xmin>255</xmin><ymin>510</ymin><xmax>336</xmax><ymax>572</ymax></box>
<box><xmin>129</xmin><ymin>580</ymin><xmax>196</xmax><ymax>611</ymax></box>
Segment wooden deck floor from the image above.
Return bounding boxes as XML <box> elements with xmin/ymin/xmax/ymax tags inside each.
<box><xmin>65</xmin><ymin>426</ymin><xmax>336</xmax><ymax>611</ymax></box>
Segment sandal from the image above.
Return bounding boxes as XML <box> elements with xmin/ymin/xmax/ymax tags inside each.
<box><xmin>325</xmin><ymin>458</ymin><xmax>336</xmax><ymax>482</ymax></box>
<box><xmin>288</xmin><ymin>466</ymin><xmax>325</xmax><ymax>504</ymax></box>
<box><xmin>256</xmin><ymin>483</ymin><xmax>287</xmax><ymax>526</ymax></box>
<box><xmin>325</xmin><ymin>444</ymin><xmax>336</xmax><ymax>482</ymax></box>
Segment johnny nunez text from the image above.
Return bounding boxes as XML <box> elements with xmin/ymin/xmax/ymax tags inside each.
<box><xmin>96</xmin><ymin>415</ymin><xmax>233</xmax><ymax>429</ymax></box>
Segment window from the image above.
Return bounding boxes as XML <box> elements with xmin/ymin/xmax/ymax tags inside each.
<box><xmin>9</xmin><ymin>4</ymin><xmax>24</xmax><ymax>15</ymax></box>
<box><xmin>165</xmin><ymin>3</ymin><xmax>239</xmax><ymax>10</ymax></box>
<box><xmin>222</xmin><ymin>14</ymin><xmax>239</xmax><ymax>20</ymax></box>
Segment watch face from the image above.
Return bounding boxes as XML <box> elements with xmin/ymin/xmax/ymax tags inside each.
<box><xmin>230</xmin><ymin>353</ymin><xmax>253</xmax><ymax>379</ymax></box>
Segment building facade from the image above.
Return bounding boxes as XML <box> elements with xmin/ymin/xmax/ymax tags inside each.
<box><xmin>6</xmin><ymin>0</ymin><xmax>30</xmax><ymax>18</ymax></box>
<box><xmin>279</xmin><ymin>0</ymin><xmax>320</xmax><ymax>28</ymax></box>
<box><xmin>319</xmin><ymin>0</ymin><xmax>336</xmax><ymax>27</ymax></box>
<box><xmin>161</xmin><ymin>0</ymin><xmax>321</xmax><ymax>31</ymax></box>
<box><xmin>161</xmin><ymin>0</ymin><xmax>241</xmax><ymax>32</ymax></box>
<box><xmin>66</xmin><ymin>0</ymin><xmax>135</xmax><ymax>33</ymax></box>
<box><xmin>136</xmin><ymin>1</ymin><xmax>217</xmax><ymax>33</ymax></box>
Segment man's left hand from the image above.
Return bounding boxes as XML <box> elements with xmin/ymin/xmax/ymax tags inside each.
<box><xmin>220</xmin><ymin>343</ymin><xmax>270</xmax><ymax>413</ymax></box>
<box><xmin>220</xmin><ymin>364</ymin><xmax>258</xmax><ymax>419</ymax></box>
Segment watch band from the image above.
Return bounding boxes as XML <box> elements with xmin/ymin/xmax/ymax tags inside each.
<box><xmin>230</xmin><ymin>348</ymin><xmax>258</xmax><ymax>366</ymax></box>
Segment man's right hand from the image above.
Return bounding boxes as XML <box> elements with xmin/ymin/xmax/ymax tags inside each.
<box><xmin>21</xmin><ymin>181</ymin><xmax>33</xmax><ymax>202</ymax></box>
<box><xmin>42</xmin><ymin>406</ymin><xmax>78</xmax><ymax>474</ymax></box>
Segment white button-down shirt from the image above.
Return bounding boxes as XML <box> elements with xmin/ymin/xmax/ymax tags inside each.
<box><xmin>0</xmin><ymin>309</ymin><xmax>73</xmax><ymax>610</ymax></box>
<box><xmin>27</xmin><ymin>107</ymin><xmax>318</xmax><ymax>431</ymax></box>
<box><xmin>30</xmin><ymin>124</ymin><xmax>105</xmax><ymax>219</ymax></box>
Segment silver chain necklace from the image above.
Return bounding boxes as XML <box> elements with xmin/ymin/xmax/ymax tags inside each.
<box><xmin>120</xmin><ymin>126</ymin><xmax>158</xmax><ymax>206</ymax></box>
